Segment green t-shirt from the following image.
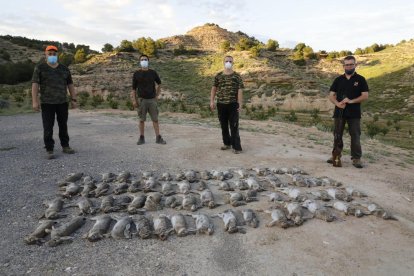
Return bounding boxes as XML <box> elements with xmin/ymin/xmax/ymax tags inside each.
<box><xmin>213</xmin><ymin>72</ymin><xmax>244</xmax><ymax>104</ymax></box>
<box><xmin>32</xmin><ymin>63</ymin><xmax>73</xmax><ymax>104</ymax></box>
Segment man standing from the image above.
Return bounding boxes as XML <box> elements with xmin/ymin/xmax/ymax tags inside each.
<box><xmin>210</xmin><ymin>56</ymin><xmax>244</xmax><ymax>154</ymax></box>
<box><xmin>32</xmin><ymin>45</ymin><xmax>77</xmax><ymax>159</ymax></box>
<box><xmin>328</xmin><ymin>55</ymin><xmax>369</xmax><ymax>168</ymax></box>
<box><xmin>131</xmin><ymin>54</ymin><xmax>166</xmax><ymax>145</ymax></box>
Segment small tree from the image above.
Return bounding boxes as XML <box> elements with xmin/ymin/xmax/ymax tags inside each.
<box><xmin>102</xmin><ymin>43</ymin><xmax>114</xmax><ymax>53</ymax></box>
<box><xmin>118</xmin><ymin>40</ymin><xmax>134</xmax><ymax>52</ymax></box>
<box><xmin>266</xmin><ymin>39</ymin><xmax>279</xmax><ymax>51</ymax></box>
<box><xmin>74</xmin><ymin>49</ymin><xmax>87</xmax><ymax>63</ymax></box>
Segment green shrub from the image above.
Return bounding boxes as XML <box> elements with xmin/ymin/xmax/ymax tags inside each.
<box><xmin>13</xmin><ymin>94</ymin><xmax>24</xmax><ymax>102</ymax></box>
<box><xmin>125</xmin><ymin>100</ymin><xmax>134</xmax><ymax>110</ymax></box>
<box><xmin>91</xmin><ymin>94</ymin><xmax>104</xmax><ymax>107</ymax></box>
<box><xmin>109</xmin><ymin>100</ymin><xmax>119</xmax><ymax>109</ymax></box>
<box><xmin>74</xmin><ymin>48</ymin><xmax>87</xmax><ymax>63</ymax></box>
<box><xmin>266</xmin><ymin>39</ymin><xmax>279</xmax><ymax>51</ymax></box>
<box><xmin>220</xmin><ymin>40</ymin><xmax>231</xmax><ymax>52</ymax></box>
<box><xmin>366</xmin><ymin>122</ymin><xmax>381</xmax><ymax>138</ymax></box>
<box><xmin>285</xmin><ymin>110</ymin><xmax>298</xmax><ymax>122</ymax></box>
<box><xmin>293</xmin><ymin>58</ymin><xmax>306</xmax><ymax>66</ymax></box>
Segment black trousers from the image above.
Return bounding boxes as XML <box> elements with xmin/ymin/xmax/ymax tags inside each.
<box><xmin>217</xmin><ymin>102</ymin><xmax>242</xmax><ymax>151</ymax></box>
<box><xmin>41</xmin><ymin>103</ymin><xmax>70</xmax><ymax>151</ymax></box>
<box><xmin>332</xmin><ymin>118</ymin><xmax>362</xmax><ymax>159</ymax></box>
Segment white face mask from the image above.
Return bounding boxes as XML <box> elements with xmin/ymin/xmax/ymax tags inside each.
<box><xmin>224</xmin><ymin>61</ymin><xmax>233</xmax><ymax>69</ymax></box>
<box><xmin>140</xmin><ymin>60</ymin><xmax>149</xmax><ymax>68</ymax></box>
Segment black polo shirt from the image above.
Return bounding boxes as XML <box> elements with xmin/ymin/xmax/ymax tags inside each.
<box><xmin>330</xmin><ymin>72</ymin><xmax>369</xmax><ymax>118</ymax></box>
<box><xmin>132</xmin><ymin>69</ymin><xmax>161</xmax><ymax>99</ymax></box>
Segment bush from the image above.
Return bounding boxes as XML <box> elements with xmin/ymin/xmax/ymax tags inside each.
<box><xmin>102</xmin><ymin>43</ymin><xmax>114</xmax><ymax>53</ymax></box>
<box><xmin>13</xmin><ymin>94</ymin><xmax>24</xmax><ymax>102</ymax></box>
<box><xmin>293</xmin><ymin>58</ymin><xmax>306</xmax><ymax>66</ymax></box>
<box><xmin>285</xmin><ymin>110</ymin><xmax>298</xmax><ymax>122</ymax></box>
<box><xmin>220</xmin><ymin>40</ymin><xmax>231</xmax><ymax>52</ymax></box>
<box><xmin>0</xmin><ymin>60</ymin><xmax>35</xmax><ymax>84</ymax></box>
<box><xmin>59</xmin><ymin>52</ymin><xmax>74</xmax><ymax>66</ymax></box>
<box><xmin>74</xmin><ymin>49</ymin><xmax>87</xmax><ymax>63</ymax></box>
<box><xmin>109</xmin><ymin>100</ymin><xmax>119</xmax><ymax>109</ymax></box>
<box><xmin>173</xmin><ymin>45</ymin><xmax>201</xmax><ymax>56</ymax></box>
<box><xmin>132</xmin><ymin>37</ymin><xmax>157</xmax><ymax>57</ymax></box>
<box><xmin>125</xmin><ymin>100</ymin><xmax>134</xmax><ymax>111</ymax></box>
<box><xmin>1</xmin><ymin>50</ymin><xmax>10</xmax><ymax>61</ymax></box>
<box><xmin>266</xmin><ymin>39</ymin><xmax>279</xmax><ymax>51</ymax></box>
<box><xmin>366</xmin><ymin>123</ymin><xmax>382</xmax><ymax>138</ymax></box>
<box><xmin>78</xmin><ymin>91</ymin><xmax>89</xmax><ymax>107</ymax></box>
<box><xmin>91</xmin><ymin>94</ymin><xmax>104</xmax><ymax>107</ymax></box>
<box><xmin>249</xmin><ymin>45</ymin><xmax>261</xmax><ymax>57</ymax></box>
<box><xmin>117</xmin><ymin>40</ymin><xmax>135</xmax><ymax>52</ymax></box>
<box><xmin>311</xmin><ymin>108</ymin><xmax>321</xmax><ymax>123</ymax></box>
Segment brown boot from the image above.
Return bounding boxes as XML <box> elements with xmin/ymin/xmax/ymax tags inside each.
<box><xmin>332</xmin><ymin>155</ymin><xmax>342</xmax><ymax>167</ymax></box>
<box><xmin>352</xmin><ymin>159</ymin><xmax>363</xmax><ymax>168</ymax></box>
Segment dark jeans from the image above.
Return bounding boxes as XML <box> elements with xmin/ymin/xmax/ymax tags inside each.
<box><xmin>217</xmin><ymin>102</ymin><xmax>242</xmax><ymax>151</ymax></box>
<box><xmin>332</xmin><ymin>118</ymin><xmax>362</xmax><ymax>159</ymax></box>
<box><xmin>41</xmin><ymin>102</ymin><xmax>70</xmax><ymax>151</ymax></box>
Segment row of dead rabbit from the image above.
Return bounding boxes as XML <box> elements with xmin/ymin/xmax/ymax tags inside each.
<box><xmin>25</xmin><ymin>169</ymin><xmax>396</xmax><ymax>246</ymax></box>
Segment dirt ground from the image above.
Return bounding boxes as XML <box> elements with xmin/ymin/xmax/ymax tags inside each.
<box><xmin>0</xmin><ymin>110</ymin><xmax>413</xmax><ymax>276</ymax></box>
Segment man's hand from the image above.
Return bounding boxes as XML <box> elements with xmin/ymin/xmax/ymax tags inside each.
<box><xmin>210</xmin><ymin>102</ymin><xmax>215</xmax><ymax>111</ymax></box>
<box><xmin>71</xmin><ymin>101</ymin><xmax>78</xmax><ymax>109</ymax></box>
<box><xmin>237</xmin><ymin>103</ymin><xmax>242</xmax><ymax>113</ymax></box>
<box><xmin>32</xmin><ymin>102</ymin><xmax>40</xmax><ymax>112</ymax></box>
<box><xmin>340</xmin><ymin>97</ymin><xmax>351</xmax><ymax>104</ymax></box>
<box><xmin>336</xmin><ymin>102</ymin><xmax>346</xmax><ymax>109</ymax></box>
<box><xmin>132</xmin><ymin>100</ymin><xmax>138</xmax><ymax>109</ymax></box>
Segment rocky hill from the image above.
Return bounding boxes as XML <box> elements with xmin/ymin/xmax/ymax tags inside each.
<box><xmin>161</xmin><ymin>23</ymin><xmax>248</xmax><ymax>51</ymax></box>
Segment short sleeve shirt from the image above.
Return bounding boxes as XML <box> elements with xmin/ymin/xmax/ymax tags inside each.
<box><xmin>132</xmin><ymin>69</ymin><xmax>161</xmax><ymax>99</ymax></box>
<box><xmin>213</xmin><ymin>72</ymin><xmax>244</xmax><ymax>104</ymax></box>
<box><xmin>330</xmin><ymin>72</ymin><xmax>369</xmax><ymax>118</ymax></box>
<box><xmin>32</xmin><ymin>63</ymin><xmax>73</xmax><ymax>104</ymax></box>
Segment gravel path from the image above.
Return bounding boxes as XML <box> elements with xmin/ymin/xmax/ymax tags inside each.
<box><xmin>1</xmin><ymin>110</ymin><xmax>413</xmax><ymax>276</ymax></box>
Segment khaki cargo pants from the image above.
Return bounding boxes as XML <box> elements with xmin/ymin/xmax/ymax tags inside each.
<box><xmin>137</xmin><ymin>98</ymin><xmax>159</xmax><ymax>121</ymax></box>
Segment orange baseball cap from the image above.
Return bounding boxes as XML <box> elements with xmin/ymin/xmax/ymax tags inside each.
<box><xmin>45</xmin><ymin>45</ymin><xmax>58</xmax><ymax>52</ymax></box>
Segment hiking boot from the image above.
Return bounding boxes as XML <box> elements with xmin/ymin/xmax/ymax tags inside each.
<box><xmin>233</xmin><ymin>149</ymin><xmax>242</xmax><ymax>154</ymax></box>
<box><xmin>332</xmin><ymin>155</ymin><xmax>342</xmax><ymax>167</ymax></box>
<box><xmin>156</xmin><ymin>135</ymin><xmax>166</xmax><ymax>144</ymax></box>
<box><xmin>137</xmin><ymin>135</ymin><xmax>145</xmax><ymax>145</ymax></box>
<box><xmin>46</xmin><ymin>151</ymin><xmax>55</xmax><ymax>160</ymax></box>
<box><xmin>352</xmin><ymin>159</ymin><xmax>363</xmax><ymax>169</ymax></box>
<box><xmin>220</xmin><ymin>145</ymin><xmax>231</xmax><ymax>150</ymax></box>
<box><xmin>62</xmin><ymin>147</ymin><xmax>75</xmax><ymax>154</ymax></box>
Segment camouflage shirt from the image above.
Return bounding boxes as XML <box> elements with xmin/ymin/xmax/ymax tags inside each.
<box><xmin>213</xmin><ymin>72</ymin><xmax>244</xmax><ymax>104</ymax></box>
<box><xmin>32</xmin><ymin>62</ymin><xmax>73</xmax><ymax>104</ymax></box>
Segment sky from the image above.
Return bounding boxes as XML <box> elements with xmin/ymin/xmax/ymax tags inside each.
<box><xmin>1</xmin><ymin>0</ymin><xmax>413</xmax><ymax>52</ymax></box>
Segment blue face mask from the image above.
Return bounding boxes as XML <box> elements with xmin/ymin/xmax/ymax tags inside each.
<box><xmin>47</xmin><ymin>55</ymin><xmax>58</xmax><ymax>64</ymax></box>
<box><xmin>345</xmin><ymin>68</ymin><xmax>355</xmax><ymax>75</ymax></box>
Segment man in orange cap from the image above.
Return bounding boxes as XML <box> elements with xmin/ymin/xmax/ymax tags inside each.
<box><xmin>31</xmin><ymin>45</ymin><xmax>77</xmax><ymax>159</ymax></box>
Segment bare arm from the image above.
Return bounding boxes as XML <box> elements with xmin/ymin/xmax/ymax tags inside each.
<box><xmin>237</xmin><ymin>89</ymin><xmax>243</xmax><ymax>112</ymax></box>
<box><xmin>131</xmin><ymin>90</ymin><xmax>138</xmax><ymax>108</ymax></box>
<box><xmin>31</xmin><ymin>83</ymin><xmax>40</xmax><ymax>112</ymax></box>
<box><xmin>67</xmin><ymin>84</ymin><xmax>77</xmax><ymax>109</ymax></box>
<box><xmin>210</xmin><ymin>86</ymin><xmax>217</xmax><ymax>111</ymax></box>
<box><xmin>155</xmin><ymin>84</ymin><xmax>161</xmax><ymax>99</ymax></box>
